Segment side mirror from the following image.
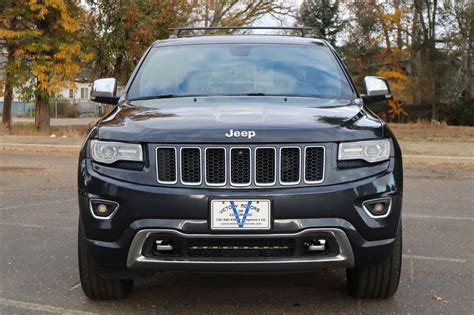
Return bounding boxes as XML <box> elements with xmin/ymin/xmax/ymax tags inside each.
<box><xmin>90</xmin><ymin>78</ymin><xmax>119</xmax><ymax>105</ymax></box>
<box><xmin>361</xmin><ymin>76</ymin><xmax>392</xmax><ymax>104</ymax></box>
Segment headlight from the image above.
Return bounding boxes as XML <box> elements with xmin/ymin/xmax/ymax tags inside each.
<box><xmin>338</xmin><ymin>139</ymin><xmax>390</xmax><ymax>163</ymax></box>
<box><xmin>90</xmin><ymin>140</ymin><xmax>143</xmax><ymax>164</ymax></box>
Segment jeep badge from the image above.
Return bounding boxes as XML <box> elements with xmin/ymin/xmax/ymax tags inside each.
<box><xmin>225</xmin><ymin>129</ymin><xmax>256</xmax><ymax>139</ymax></box>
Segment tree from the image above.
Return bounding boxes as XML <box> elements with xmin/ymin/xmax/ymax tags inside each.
<box><xmin>339</xmin><ymin>1</ymin><xmax>381</xmax><ymax>88</ymax></box>
<box><xmin>0</xmin><ymin>0</ymin><xmax>88</xmax><ymax>132</ymax></box>
<box><xmin>296</xmin><ymin>0</ymin><xmax>344</xmax><ymax>45</ymax></box>
<box><xmin>82</xmin><ymin>0</ymin><xmax>194</xmax><ymax>85</ymax></box>
<box><xmin>411</xmin><ymin>0</ymin><xmax>441</xmax><ymax>119</ymax></box>
<box><xmin>0</xmin><ymin>1</ymin><xmax>39</xmax><ymax>130</ymax></box>
<box><xmin>195</xmin><ymin>0</ymin><xmax>291</xmax><ymax>29</ymax></box>
<box><xmin>438</xmin><ymin>0</ymin><xmax>473</xmax><ymax>101</ymax></box>
<box><xmin>82</xmin><ymin>0</ymin><xmax>291</xmax><ymax>85</ymax></box>
<box><xmin>1</xmin><ymin>45</ymin><xmax>14</xmax><ymax>130</ymax></box>
<box><xmin>30</xmin><ymin>1</ymin><xmax>87</xmax><ymax>132</ymax></box>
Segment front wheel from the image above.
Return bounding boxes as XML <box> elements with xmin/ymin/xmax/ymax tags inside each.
<box><xmin>78</xmin><ymin>218</ymin><xmax>133</xmax><ymax>300</ymax></box>
<box><xmin>346</xmin><ymin>225</ymin><xmax>402</xmax><ymax>299</ymax></box>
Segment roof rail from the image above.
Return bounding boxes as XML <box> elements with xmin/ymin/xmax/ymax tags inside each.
<box><xmin>168</xmin><ymin>26</ymin><xmax>313</xmax><ymax>39</ymax></box>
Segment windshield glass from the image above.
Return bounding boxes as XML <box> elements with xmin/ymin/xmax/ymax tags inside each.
<box><xmin>127</xmin><ymin>44</ymin><xmax>354</xmax><ymax>101</ymax></box>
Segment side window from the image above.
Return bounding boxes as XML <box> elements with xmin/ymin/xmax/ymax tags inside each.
<box><xmin>69</xmin><ymin>89</ymin><xmax>74</xmax><ymax>98</ymax></box>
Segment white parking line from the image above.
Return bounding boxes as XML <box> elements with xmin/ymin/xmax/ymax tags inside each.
<box><xmin>0</xmin><ymin>221</ymin><xmax>75</xmax><ymax>231</ymax></box>
<box><xmin>0</xmin><ymin>298</ymin><xmax>96</xmax><ymax>315</ymax></box>
<box><xmin>403</xmin><ymin>255</ymin><xmax>467</xmax><ymax>263</ymax></box>
<box><xmin>0</xmin><ymin>199</ymin><xmax>77</xmax><ymax>210</ymax></box>
<box><xmin>403</xmin><ymin>214</ymin><xmax>474</xmax><ymax>221</ymax></box>
<box><xmin>404</xmin><ymin>154</ymin><xmax>474</xmax><ymax>160</ymax></box>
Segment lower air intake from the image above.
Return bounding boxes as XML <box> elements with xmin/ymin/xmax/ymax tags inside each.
<box><xmin>186</xmin><ymin>238</ymin><xmax>296</xmax><ymax>258</ymax></box>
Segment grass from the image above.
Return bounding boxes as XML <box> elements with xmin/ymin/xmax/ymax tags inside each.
<box><xmin>388</xmin><ymin>123</ymin><xmax>474</xmax><ymax>143</ymax></box>
<box><xmin>0</xmin><ymin>122</ymin><xmax>90</xmax><ymax>137</ymax></box>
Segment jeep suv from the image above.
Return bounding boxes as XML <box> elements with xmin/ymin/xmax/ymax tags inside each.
<box><xmin>78</xmin><ymin>27</ymin><xmax>402</xmax><ymax>300</ymax></box>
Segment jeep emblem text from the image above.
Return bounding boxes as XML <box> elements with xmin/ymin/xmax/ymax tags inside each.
<box><xmin>225</xmin><ymin>129</ymin><xmax>256</xmax><ymax>139</ymax></box>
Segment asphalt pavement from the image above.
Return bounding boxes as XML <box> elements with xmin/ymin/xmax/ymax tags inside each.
<box><xmin>0</xmin><ymin>152</ymin><xmax>473</xmax><ymax>314</ymax></box>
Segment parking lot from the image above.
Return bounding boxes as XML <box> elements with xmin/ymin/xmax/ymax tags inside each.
<box><xmin>0</xmin><ymin>150</ymin><xmax>473</xmax><ymax>314</ymax></box>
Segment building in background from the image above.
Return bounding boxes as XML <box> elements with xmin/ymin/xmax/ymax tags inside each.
<box><xmin>0</xmin><ymin>80</ymin><xmax>99</xmax><ymax>117</ymax></box>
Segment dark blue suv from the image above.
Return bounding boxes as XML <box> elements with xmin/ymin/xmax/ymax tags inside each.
<box><xmin>78</xmin><ymin>27</ymin><xmax>402</xmax><ymax>300</ymax></box>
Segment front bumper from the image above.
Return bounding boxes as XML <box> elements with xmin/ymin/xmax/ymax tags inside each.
<box><xmin>126</xmin><ymin>228</ymin><xmax>355</xmax><ymax>271</ymax></box>
<box><xmin>78</xmin><ymin>158</ymin><xmax>402</xmax><ymax>275</ymax></box>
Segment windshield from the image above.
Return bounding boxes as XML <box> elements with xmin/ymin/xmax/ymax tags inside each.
<box><xmin>127</xmin><ymin>44</ymin><xmax>354</xmax><ymax>101</ymax></box>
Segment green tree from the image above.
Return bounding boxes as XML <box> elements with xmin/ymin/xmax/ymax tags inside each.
<box><xmin>296</xmin><ymin>0</ymin><xmax>345</xmax><ymax>45</ymax></box>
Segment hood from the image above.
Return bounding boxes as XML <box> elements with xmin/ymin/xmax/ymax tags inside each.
<box><xmin>97</xmin><ymin>96</ymin><xmax>383</xmax><ymax>143</ymax></box>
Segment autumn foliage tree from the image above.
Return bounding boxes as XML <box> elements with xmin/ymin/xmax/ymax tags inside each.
<box><xmin>338</xmin><ymin>0</ymin><xmax>472</xmax><ymax>123</ymax></box>
<box><xmin>0</xmin><ymin>0</ymin><xmax>87</xmax><ymax>132</ymax></box>
<box><xmin>81</xmin><ymin>0</ymin><xmax>291</xmax><ymax>85</ymax></box>
<box><xmin>2</xmin><ymin>0</ymin><xmax>471</xmax><ymax>129</ymax></box>
<box><xmin>29</xmin><ymin>0</ymin><xmax>87</xmax><ymax>132</ymax></box>
<box><xmin>82</xmin><ymin>0</ymin><xmax>194</xmax><ymax>85</ymax></box>
<box><xmin>340</xmin><ymin>1</ymin><xmax>414</xmax><ymax>121</ymax></box>
<box><xmin>0</xmin><ymin>1</ymin><xmax>41</xmax><ymax>130</ymax></box>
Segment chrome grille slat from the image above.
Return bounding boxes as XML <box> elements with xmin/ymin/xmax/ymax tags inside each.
<box><xmin>156</xmin><ymin>145</ymin><xmax>325</xmax><ymax>187</ymax></box>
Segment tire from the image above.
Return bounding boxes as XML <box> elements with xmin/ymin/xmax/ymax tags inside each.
<box><xmin>346</xmin><ymin>225</ymin><xmax>402</xmax><ymax>299</ymax></box>
<box><xmin>78</xmin><ymin>218</ymin><xmax>133</xmax><ymax>300</ymax></box>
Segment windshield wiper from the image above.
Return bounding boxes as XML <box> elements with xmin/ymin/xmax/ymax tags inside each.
<box><xmin>244</xmin><ymin>93</ymin><xmax>267</xmax><ymax>96</ymax></box>
<box><xmin>128</xmin><ymin>94</ymin><xmax>187</xmax><ymax>101</ymax></box>
<box><xmin>128</xmin><ymin>93</ymin><xmax>342</xmax><ymax>101</ymax></box>
<box><xmin>128</xmin><ymin>93</ymin><xmax>271</xmax><ymax>101</ymax></box>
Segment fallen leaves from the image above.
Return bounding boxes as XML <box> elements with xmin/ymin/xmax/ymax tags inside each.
<box><xmin>430</xmin><ymin>290</ymin><xmax>448</xmax><ymax>303</ymax></box>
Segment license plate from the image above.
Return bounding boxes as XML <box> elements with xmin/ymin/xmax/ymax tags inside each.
<box><xmin>210</xmin><ymin>199</ymin><xmax>271</xmax><ymax>230</ymax></box>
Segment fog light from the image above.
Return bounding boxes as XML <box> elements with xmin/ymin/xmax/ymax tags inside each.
<box><xmin>89</xmin><ymin>199</ymin><xmax>119</xmax><ymax>219</ymax></box>
<box><xmin>373</xmin><ymin>203</ymin><xmax>385</xmax><ymax>213</ymax></box>
<box><xmin>97</xmin><ymin>204</ymin><xmax>108</xmax><ymax>214</ymax></box>
<box><xmin>362</xmin><ymin>198</ymin><xmax>392</xmax><ymax>218</ymax></box>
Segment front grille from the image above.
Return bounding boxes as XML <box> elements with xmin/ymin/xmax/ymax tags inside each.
<box><xmin>230</xmin><ymin>148</ymin><xmax>251</xmax><ymax>185</ymax></box>
<box><xmin>280</xmin><ymin>147</ymin><xmax>301</xmax><ymax>184</ymax></box>
<box><xmin>205</xmin><ymin>148</ymin><xmax>226</xmax><ymax>185</ymax></box>
<box><xmin>255</xmin><ymin>148</ymin><xmax>276</xmax><ymax>185</ymax></box>
<box><xmin>156</xmin><ymin>148</ymin><xmax>177</xmax><ymax>183</ymax></box>
<box><xmin>305</xmin><ymin>147</ymin><xmax>325</xmax><ymax>183</ymax></box>
<box><xmin>187</xmin><ymin>238</ymin><xmax>296</xmax><ymax>258</ymax></box>
<box><xmin>181</xmin><ymin>148</ymin><xmax>201</xmax><ymax>184</ymax></box>
<box><xmin>156</xmin><ymin>145</ymin><xmax>325</xmax><ymax>187</ymax></box>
